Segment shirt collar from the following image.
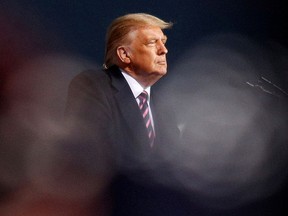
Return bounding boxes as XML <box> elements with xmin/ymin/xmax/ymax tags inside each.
<box><xmin>121</xmin><ymin>70</ymin><xmax>151</xmax><ymax>100</ymax></box>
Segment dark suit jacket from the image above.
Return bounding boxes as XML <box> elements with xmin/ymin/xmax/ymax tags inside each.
<box><xmin>65</xmin><ymin>66</ymin><xmax>191</xmax><ymax>216</ymax></box>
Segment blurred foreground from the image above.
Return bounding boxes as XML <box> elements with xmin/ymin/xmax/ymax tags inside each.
<box><xmin>1</xmin><ymin>5</ymin><xmax>288</xmax><ymax>215</ymax></box>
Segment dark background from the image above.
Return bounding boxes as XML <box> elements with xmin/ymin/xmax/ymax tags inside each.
<box><xmin>1</xmin><ymin>0</ymin><xmax>288</xmax><ymax>215</ymax></box>
<box><xmin>1</xmin><ymin>0</ymin><xmax>288</xmax><ymax>68</ymax></box>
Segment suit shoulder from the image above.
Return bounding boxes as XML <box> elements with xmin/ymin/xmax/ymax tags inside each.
<box><xmin>68</xmin><ymin>68</ymin><xmax>114</xmax><ymax>95</ymax></box>
<box><xmin>70</xmin><ymin>68</ymin><xmax>109</xmax><ymax>85</ymax></box>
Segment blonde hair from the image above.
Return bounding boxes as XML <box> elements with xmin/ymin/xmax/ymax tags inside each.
<box><xmin>103</xmin><ymin>13</ymin><xmax>173</xmax><ymax>69</ymax></box>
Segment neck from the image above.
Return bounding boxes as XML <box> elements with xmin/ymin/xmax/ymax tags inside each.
<box><xmin>120</xmin><ymin>68</ymin><xmax>160</xmax><ymax>89</ymax></box>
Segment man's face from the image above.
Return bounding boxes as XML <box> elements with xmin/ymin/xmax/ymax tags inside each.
<box><xmin>126</xmin><ymin>26</ymin><xmax>168</xmax><ymax>80</ymax></box>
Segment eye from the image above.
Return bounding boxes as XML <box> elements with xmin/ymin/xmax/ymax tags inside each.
<box><xmin>147</xmin><ymin>40</ymin><xmax>157</xmax><ymax>46</ymax></box>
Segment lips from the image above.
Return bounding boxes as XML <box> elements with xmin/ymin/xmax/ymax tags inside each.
<box><xmin>157</xmin><ymin>61</ymin><xmax>167</xmax><ymax>65</ymax></box>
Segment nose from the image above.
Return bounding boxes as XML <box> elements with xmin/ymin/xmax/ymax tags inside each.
<box><xmin>157</xmin><ymin>41</ymin><xmax>168</xmax><ymax>55</ymax></box>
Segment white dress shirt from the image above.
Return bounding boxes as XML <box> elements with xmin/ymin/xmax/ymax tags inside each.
<box><xmin>121</xmin><ymin>70</ymin><xmax>155</xmax><ymax>129</ymax></box>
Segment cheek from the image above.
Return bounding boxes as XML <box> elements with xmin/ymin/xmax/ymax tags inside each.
<box><xmin>141</xmin><ymin>54</ymin><xmax>155</xmax><ymax>64</ymax></box>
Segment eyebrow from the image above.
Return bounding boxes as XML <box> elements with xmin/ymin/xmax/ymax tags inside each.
<box><xmin>162</xmin><ymin>35</ymin><xmax>167</xmax><ymax>41</ymax></box>
<box><xmin>146</xmin><ymin>35</ymin><xmax>167</xmax><ymax>42</ymax></box>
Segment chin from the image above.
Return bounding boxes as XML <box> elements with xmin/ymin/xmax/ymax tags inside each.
<box><xmin>156</xmin><ymin>67</ymin><xmax>167</xmax><ymax>74</ymax></box>
<box><xmin>152</xmin><ymin>71</ymin><xmax>166</xmax><ymax>78</ymax></box>
<box><xmin>159</xmin><ymin>70</ymin><xmax>167</xmax><ymax>76</ymax></box>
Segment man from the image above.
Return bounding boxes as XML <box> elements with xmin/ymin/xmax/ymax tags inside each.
<box><xmin>65</xmin><ymin>13</ymin><xmax>190</xmax><ymax>216</ymax></box>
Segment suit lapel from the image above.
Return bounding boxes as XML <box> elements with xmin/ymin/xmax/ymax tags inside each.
<box><xmin>107</xmin><ymin>66</ymin><xmax>150</xmax><ymax>151</ymax></box>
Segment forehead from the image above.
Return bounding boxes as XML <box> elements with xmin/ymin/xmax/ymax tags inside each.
<box><xmin>128</xmin><ymin>26</ymin><xmax>166</xmax><ymax>41</ymax></box>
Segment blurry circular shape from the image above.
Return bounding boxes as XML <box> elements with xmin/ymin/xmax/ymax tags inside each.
<box><xmin>154</xmin><ymin>33</ymin><xmax>288</xmax><ymax>209</ymax></box>
<box><xmin>26</xmin><ymin>124</ymin><xmax>113</xmax><ymax>202</ymax></box>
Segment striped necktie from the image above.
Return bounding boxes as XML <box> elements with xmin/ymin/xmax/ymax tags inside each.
<box><xmin>138</xmin><ymin>91</ymin><xmax>155</xmax><ymax>147</ymax></box>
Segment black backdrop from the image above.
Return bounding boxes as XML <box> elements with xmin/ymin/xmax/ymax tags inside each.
<box><xmin>1</xmin><ymin>0</ymin><xmax>287</xmax><ymax>67</ymax></box>
<box><xmin>1</xmin><ymin>1</ymin><xmax>288</xmax><ymax>215</ymax></box>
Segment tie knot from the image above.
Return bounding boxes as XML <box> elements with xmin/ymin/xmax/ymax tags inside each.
<box><xmin>138</xmin><ymin>91</ymin><xmax>148</xmax><ymax>103</ymax></box>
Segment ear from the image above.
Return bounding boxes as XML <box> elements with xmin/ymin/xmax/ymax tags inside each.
<box><xmin>117</xmin><ymin>46</ymin><xmax>131</xmax><ymax>64</ymax></box>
